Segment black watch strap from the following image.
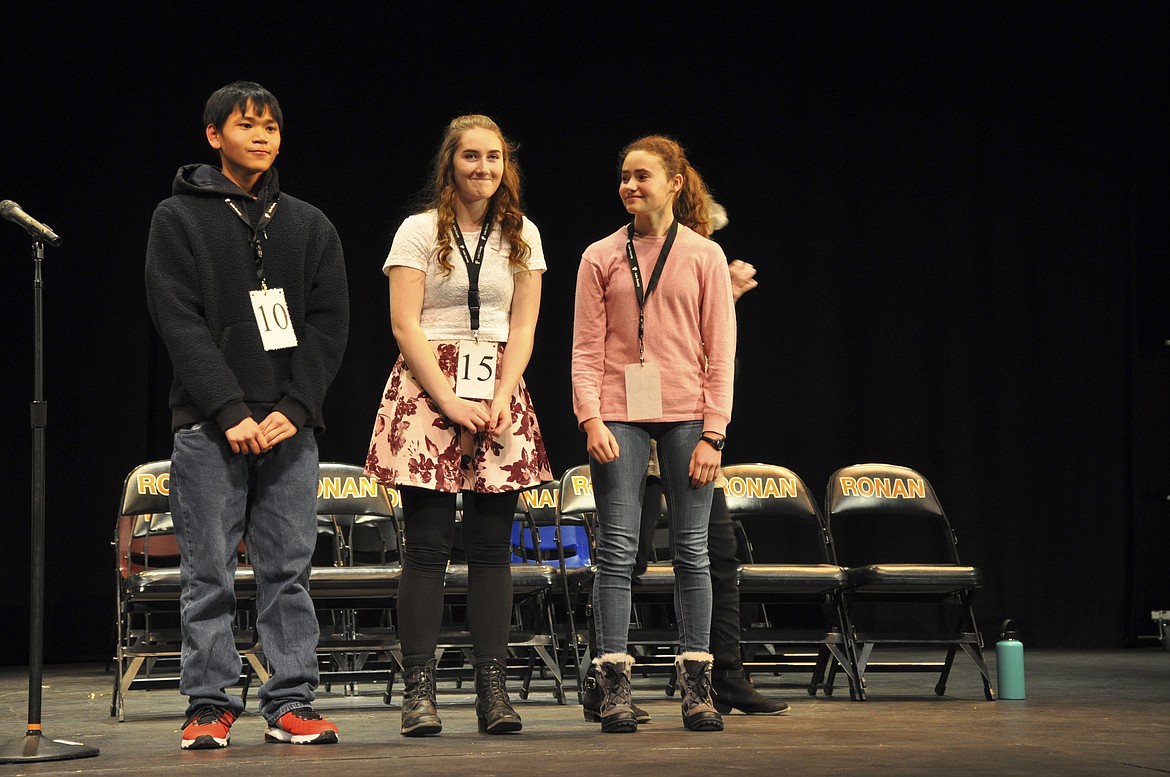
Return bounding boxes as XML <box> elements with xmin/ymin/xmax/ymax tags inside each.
<box><xmin>700</xmin><ymin>434</ymin><xmax>725</xmax><ymax>451</ymax></box>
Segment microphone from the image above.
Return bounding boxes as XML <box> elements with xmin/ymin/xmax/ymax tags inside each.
<box><xmin>1</xmin><ymin>200</ymin><xmax>62</xmax><ymax>247</ymax></box>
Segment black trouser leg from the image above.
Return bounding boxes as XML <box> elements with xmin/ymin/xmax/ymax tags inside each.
<box><xmin>707</xmin><ymin>488</ymin><xmax>742</xmax><ymax>670</ymax></box>
<box><xmin>634</xmin><ymin>476</ymin><xmax>662</xmax><ymax>576</ymax></box>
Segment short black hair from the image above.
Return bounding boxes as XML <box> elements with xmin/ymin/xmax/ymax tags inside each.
<box><xmin>203</xmin><ymin>81</ymin><xmax>284</xmax><ymax>133</ymax></box>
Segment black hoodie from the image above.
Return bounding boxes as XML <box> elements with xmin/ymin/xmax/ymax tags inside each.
<box><xmin>145</xmin><ymin>164</ymin><xmax>349</xmax><ymax>432</ymax></box>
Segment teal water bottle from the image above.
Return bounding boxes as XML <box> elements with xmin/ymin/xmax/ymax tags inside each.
<box><xmin>996</xmin><ymin>619</ymin><xmax>1026</xmax><ymax>700</ymax></box>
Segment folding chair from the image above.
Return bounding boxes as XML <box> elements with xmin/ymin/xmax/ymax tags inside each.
<box><xmin>309</xmin><ymin>462</ymin><xmax>404</xmax><ymax>697</ymax></box>
<box><xmin>513</xmin><ymin>479</ymin><xmax>601</xmax><ymax>699</ymax></box>
<box><xmin>556</xmin><ymin>464</ymin><xmax>603</xmax><ymax>699</ymax></box>
<box><xmin>111</xmin><ymin>460</ymin><xmax>265</xmax><ymax>720</ymax></box>
<box><xmin>720</xmin><ymin>463</ymin><xmax>862</xmax><ymax>700</ymax></box>
<box><xmin>825</xmin><ymin>463</ymin><xmax>995</xmax><ymax>700</ymax></box>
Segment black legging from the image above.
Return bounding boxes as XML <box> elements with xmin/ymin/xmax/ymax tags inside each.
<box><xmin>397</xmin><ymin>486</ymin><xmax>519</xmax><ymax>666</ymax></box>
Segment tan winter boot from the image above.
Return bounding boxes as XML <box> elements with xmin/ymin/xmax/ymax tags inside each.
<box><xmin>675</xmin><ymin>652</ymin><xmax>724</xmax><ymax>731</ymax></box>
<box><xmin>583</xmin><ymin>662</ymin><xmax>652</xmax><ymax>723</ymax></box>
<box><xmin>593</xmin><ymin>653</ymin><xmax>638</xmax><ymax>733</ymax></box>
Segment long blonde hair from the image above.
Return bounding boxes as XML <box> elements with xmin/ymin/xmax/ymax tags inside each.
<box><xmin>620</xmin><ymin>135</ymin><xmax>714</xmax><ymax>238</ymax></box>
<box><xmin>419</xmin><ymin>114</ymin><xmax>530</xmax><ymax>274</ymax></box>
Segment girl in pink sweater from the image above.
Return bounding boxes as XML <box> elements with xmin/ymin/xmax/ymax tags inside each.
<box><xmin>572</xmin><ymin>136</ymin><xmax>735</xmax><ymax>733</ymax></box>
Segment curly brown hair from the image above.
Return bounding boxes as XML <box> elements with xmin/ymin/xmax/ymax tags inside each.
<box><xmin>418</xmin><ymin>115</ymin><xmax>530</xmax><ymax>275</ymax></box>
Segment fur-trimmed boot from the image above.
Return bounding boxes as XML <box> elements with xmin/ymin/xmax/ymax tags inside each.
<box><xmin>582</xmin><ymin>662</ymin><xmax>652</xmax><ymax>723</ymax></box>
<box><xmin>675</xmin><ymin>652</ymin><xmax>724</xmax><ymax>732</ymax></box>
<box><xmin>400</xmin><ymin>658</ymin><xmax>442</xmax><ymax>736</ymax></box>
<box><xmin>474</xmin><ymin>659</ymin><xmax>522</xmax><ymax>734</ymax></box>
<box><xmin>593</xmin><ymin>653</ymin><xmax>639</xmax><ymax>733</ymax></box>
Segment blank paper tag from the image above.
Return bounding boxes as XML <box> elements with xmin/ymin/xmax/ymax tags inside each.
<box><xmin>455</xmin><ymin>339</ymin><xmax>498</xmax><ymax>400</ymax></box>
<box><xmin>624</xmin><ymin>362</ymin><xmax>662</xmax><ymax>420</ymax></box>
<box><xmin>249</xmin><ymin>287</ymin><xmax>298</xmax><ymax>351</ymax></box>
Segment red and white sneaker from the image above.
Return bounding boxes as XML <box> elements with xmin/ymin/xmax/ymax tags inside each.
<box><xmin>264</xmin><ymin>707</ymin><xmax>339</xmax><ymax>745</ymax></box>
<box><xmin>181</xmin><ymin>706</ymin><xmax>236</xmax><ymax>750</ymax></box>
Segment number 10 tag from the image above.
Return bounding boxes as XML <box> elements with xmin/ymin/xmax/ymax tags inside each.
<box><xmin>456</xmin><ymin>339</ymin><xmax>498</xmax><ymax>400</ymax></box>
<box><xmin>250</xmin><ymin>287</ymin><xmax>299</xmax><ymax>351</ymax></box>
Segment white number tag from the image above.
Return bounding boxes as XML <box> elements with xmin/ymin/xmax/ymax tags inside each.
<box><xmin>249</xmin><ymin>287</ymin><xmax>298</xmax><ymax>351</ymax></box>
<box><xmin>456</xmin><ymin>340</ymin><xmax>497</xmax><ymax>400</ymax></box>
<box><xmin>624</xmin><ymin>362</ymin><xmax>662</xmax><ymax>420</ymax></box>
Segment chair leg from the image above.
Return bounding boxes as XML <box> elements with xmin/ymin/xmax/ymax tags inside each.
<box><xmin>244</xmin><ymin>652</ymin><xmax>271</xmax><ymax>684</ymax></box>
<box><xmin>116</xmin><ymin>656</ymin><xmax>146</xmax><ymax>722</ymax></box>
<box><xmin>809</xmin><ymin>645</ymin><xmax>831</xmax><ymax>696</ymax></box>
<box><xmin>111</xmin><ymin>653</ymin><xmax>124</xmax><ymax>719</ymax></box>
<box><xmin>532</xmin><ymin>645</ymin><xmax>565</xmax><ymax>703</ymax></box>
<box><xmin>383</xmin><ymin>654</ymin><xmax>400</xmax><ymax>705</ymax></box>
<box><xmin>855</xmin><ymin>642</ymin><xmax>874</xmax><ymax>679</ymax></box>
<box><xmin>959</xmin><ymin>642</ymin><xmax>997</xmax><ymax>701</ymax></box>
<box><xmin>828</xmin><ymin>643</ymin><xmax>865</xmax><ymax>701</ymax></box>
<box><xmin>935</xmin><ymin>645</ymin><xmax>959</xmax><ymax>695</ymax></box>
<box><xmin>520</xmin><ymin>652</ymin><xmax>536</xmax><ymax>699</ymax></box>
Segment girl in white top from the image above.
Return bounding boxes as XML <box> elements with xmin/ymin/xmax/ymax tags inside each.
<box><xmin>365</xmin><ymin>115</ymin><xmax>552</xmax><ymax>737</ymax></box>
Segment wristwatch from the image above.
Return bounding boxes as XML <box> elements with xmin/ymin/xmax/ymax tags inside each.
<box><xmin>699</xmin><ymin>434</ymin><xmax>726</xmax><ymax>451</ymax></box>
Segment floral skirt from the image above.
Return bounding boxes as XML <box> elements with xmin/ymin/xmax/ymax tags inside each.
<box><xmin>365</xmin><ymin>341</ymin><xmax>553</xmax><ymax>493</ymax></box>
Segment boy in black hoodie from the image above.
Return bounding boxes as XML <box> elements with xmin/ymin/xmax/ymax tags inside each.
<box><xmin>145</xmin><ymin>81</ymin><xmax>348</xmax><ymax>749</ymax></box>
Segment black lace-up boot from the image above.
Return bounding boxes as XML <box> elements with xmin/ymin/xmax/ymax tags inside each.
<box><xmin>474</xmin><ymin>659</ymin><xmax>522</xmax><ymax>734</ymax></box>
<box><xmin>400</xmin><ymin>658</ymin><xmax>442</xmax><ymax>736</ymax></box>
<box><xmin>675</xmin><ymin>652</ymin><xmax>724</xmax><ymax>731</ymax></box>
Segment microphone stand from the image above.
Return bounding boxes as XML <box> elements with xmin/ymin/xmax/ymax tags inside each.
<box><xmin>0</xmin><ymin>239</ymin><xmax>99</xmax><ymax>763</ymax></box>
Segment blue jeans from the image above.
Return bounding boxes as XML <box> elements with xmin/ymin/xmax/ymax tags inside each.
<box><xmin>590</xmin><ymin>420</ymin><xmax>713</xmax><ymax>655</ymax></box>
<box><xmin>171</xmin><ymin>422</ymin><xmax>321</xmax><ymax>723</ymax></box>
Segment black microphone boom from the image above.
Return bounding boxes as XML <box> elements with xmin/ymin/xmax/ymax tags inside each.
<box><xmin>0</xmin><ymin>200</ymin><xmax>62</xmax><ymax>247</ymax></box>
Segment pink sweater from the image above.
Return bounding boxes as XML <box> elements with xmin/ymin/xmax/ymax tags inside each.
<box><xmin>572</xmin><ymin>223</ymin><xmax>736</xmax><ymax>435</ymax></box>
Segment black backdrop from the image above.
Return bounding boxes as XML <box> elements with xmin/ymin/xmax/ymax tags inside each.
<box><xmin>1</xmin><ymin>3</ymin><xmax>1166</xmax><ymax>665</ymax></box>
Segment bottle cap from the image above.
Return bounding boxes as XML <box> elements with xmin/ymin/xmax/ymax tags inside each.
<box><xmin>999</xmin><ymin>618</ymin><xmax>1021</xmax><ymax>641</ymax></box>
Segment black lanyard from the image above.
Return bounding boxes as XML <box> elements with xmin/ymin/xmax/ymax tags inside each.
<box><xmin>625</xmin><ymin>219</ymin><xmax>679</xmax><ymax>362</ymax></box>
<box><xmin>225</xmin><ymin>196</ymin><xmax>280</xmax><ymax>289</ymax></box>
<box><xmin>452</xmin><ymin>205</ymin><xmax>495</xmax><ymax>337</ymax></box>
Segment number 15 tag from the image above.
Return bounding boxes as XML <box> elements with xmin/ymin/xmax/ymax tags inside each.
<box><xmin>456</xmin><ymin>340</ymin><xmax>497</xmax><ymax>400</ymax></box>
<box><xmin>250</xmin><ymin>287</ymin><xmax>298</xmax><ymax>351</ymax></box>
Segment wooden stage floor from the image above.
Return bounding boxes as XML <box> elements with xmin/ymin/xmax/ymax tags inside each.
<box><xmin>1</xmin><ymin>648</ymin><xmax>1167</xmax><ymax>775</ymax></box>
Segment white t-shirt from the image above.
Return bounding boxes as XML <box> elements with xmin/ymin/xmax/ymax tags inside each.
<box><xmin>383</xmin><ymin>211</ymin><xmax>546</xmax><ymax>342</ymax></box>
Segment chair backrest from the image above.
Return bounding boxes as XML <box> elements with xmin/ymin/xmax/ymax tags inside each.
<box><xmin>118</xmin><ymin>460</ymin><xmax>398</xmax><ymax>576</ymax></box>
<box><xmin>721</xmin><ymin>463</ymin><xmax>831</xmax><ymax>564</ymax></box>
<box><xmin>557</xmin><ymin>464</ymin><xmax>595</xmax><ymax>517</ymax></box>
<box><xmin>514</xmin><ymin>478</ymin><xmax>593</xmax><ymax>567</ymax></box>
<box><xmin>118</xmin><ymin>461</ymin><xmax>180</xmax><ymax>578</ymax></box>
<box><xmin>121</xmin><ymin>460</ymin><xmax>396</xmax><ymax>518</ymax></box>
<box><xmin>825</xmin><ymin>463</ymin><xmax>960</xmax><ymax>566</ymax></box>
<box><xmin>316</xmin><ymin>462</ymin><xmax>398</xmax><ymax>519</ymax></box>
<box><xmin>518</xmin><ymin>480</ymin><xmax>560</xmax><ymax>526</ymax></box>
<box><xmin>120</xmin><ymin>459</ymin><xmax>173</xmax><ymax>516</ymax></box>
<box><xmin>316</xmin><ymin>462</ymin><xmax>401</xmax><ymax>566</ymax></box>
